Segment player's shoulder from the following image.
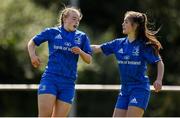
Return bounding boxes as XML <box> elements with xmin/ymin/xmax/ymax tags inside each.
<box><xmin>115</xmin><ymin>37</ymin><xmax>126</xmax><ymax>41</ymax></box>
<box><xmin>47</xmin><ymin>26</ymin><xmax>61</xmax><ymax>32</ymax></box>
<box><xmin>76</xmin><ymin>29</ymin><xmax>86</xmax><ymax>35</ymax></box>
<box><xmin>40</xmin><ymin>26</ymin><xmax>60</xmax><ymax>34</ymax></box>
<box><xmin>75</xmin><ymin>30</ymin><xmax>90</xmax><ymax>41</ymax></box>
<box><xmin>113</xmin><ymin>37</ymin><xmax>127</xmax><ymax>44</ymax></box>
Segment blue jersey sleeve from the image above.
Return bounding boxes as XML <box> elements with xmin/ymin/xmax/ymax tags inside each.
<box><xmin>33</xmin><ymin>28</ymin><xmax>51</xmax><ymax>46</ymax></box>
<box><xmin>82</xmin><ymin>35</ymin><xmax>92</xmax><ymax>55</ymax></box>
<box><xmin>100</xmin><ymin>40</ymin><xmax>117</xmax><ymax>55</ymax></box>
<box><xmin>143</xmin><ymin>46</ymin><xmax>161</xmax><ymax>64</ymax></box>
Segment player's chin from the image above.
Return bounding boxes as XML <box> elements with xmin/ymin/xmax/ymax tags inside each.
<box><xmin>70</xmin><ymin>28</ymin><xmax>76</xmax><ymax>32</ymax></box>
<box><xmin>73</xmin><ymin>25</ymin><xmax>78</xmax><ymax>29</ymax></box>
<box><xmin>122</xmin><ymin>30</ymin><xmax>127</xmax><ymax>34</ymax></box>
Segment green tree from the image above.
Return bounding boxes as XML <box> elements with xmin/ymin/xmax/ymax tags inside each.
<box><xmin>0</xmin><ymin>0</ymin><xmax>55</xmax><ymax>116</ymax></box>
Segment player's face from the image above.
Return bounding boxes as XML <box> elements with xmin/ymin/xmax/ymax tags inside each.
<box><xmin>64</xmin><ymin>11</ymin><xmax>81</xmax><ymax>32</ymax></box>
<box><xmin>122</xmin><ymin>16</ymin><xmax>136</xmax><ymax>35</ymax></box>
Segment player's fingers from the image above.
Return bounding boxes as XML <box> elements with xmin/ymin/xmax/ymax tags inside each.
<box><xmin>156</xmin><ymin>82</ymin><xmax>162</xmax><ymax>89</ymax></box>
<box><xmin>37</xmin><ymin>58</ymin><xmax>41</xmax><ymax>65</ymax></box>
<box><xmin>155</xmin><ymin>88</ymin><xmax>161</xmax><ymax>92</ymax></box>
<box><xmin>154</xmin><ymin>86</ymin><xmax>159</xmax><ymax>92</ymax></box>
<box><xmin>153</xmin><ymin>83</ymin><xmax>158</xmax><ymax>92</ymax></box>
<box><xmin>71</xmin><ymin>48</ymin><xmax>75</xmax><ymax>52</ymax></box>
<box><xmin>154</xmin><ymin>83</ymin><xmax>161</xmax><ymax>92</ymax></box>
<box><xmin>71</xmin><ymin>48</ymin><xmax>80</xmax><ymax>54</ymax></box>
<box><xmin>72</xmin><ymin>48</ymin><xmax>78</xmax><ymax>52</ymax></box>
<box><xmin>32</xmin><ymin>60</ymin><xmax>40</xmax><ymax>68</ymax></box>
<box><xmin>71</xmin><ymin>47</ymin><xmax>80</xmax><ymax>51</ymax></box>
<box><xmin>155</xmin><ymin>89</ymin><xmax>159</xmax><ymax>92</ymax></box>
<box><xmin>32</xmin><ymin>62</ymin><xmax>38</xmax><ymax>68</ymax></box>
<box><xmin>153</xmin><ymin>82</ymin><xmax>157</xmax><ymax>88</ymax></box>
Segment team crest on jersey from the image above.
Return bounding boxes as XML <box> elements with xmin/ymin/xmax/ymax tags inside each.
<box><xmin>74</xmin><ymin>37</ymin><xmax>81</xmax><ymax>44</ymax></box>
<box><xmin>118</xmin><ymin>48</ymin><xmax>124</xmax><ymax>54</ymax></box>
<box><xmin>54</xmin><ymin>34</ymin><xmax>62</xmax><ymax>40</ymax></box>
<box><xmin>132</xmin><ymin>46</ymin><xmax>139</xmax><ymax>56</ymax></box>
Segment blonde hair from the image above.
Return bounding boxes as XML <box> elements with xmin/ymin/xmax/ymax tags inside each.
<box><xmin>58</xmin><ymin>7</ymin><xmax>82</xmax><ymax>26</ymax></box>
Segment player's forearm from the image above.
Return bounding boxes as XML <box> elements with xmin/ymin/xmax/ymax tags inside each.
<box><xmin>27</xmin><ymin>39</ymin><xmax>37</xmax><ymax>58</ymax></box>
<box><xmin>79</xmin><ymin>51</ymin><xmax>92</xmax><ymax>64</ymax></box>
<box><xmin>156</xmin><ymin>60</ymin><xmax>164</xmax><ymax>81</ymax></box>
<box><xmin>91</xmin><ymin>45</ymin><xmax>102</xmax><ymax>53</ymax></box>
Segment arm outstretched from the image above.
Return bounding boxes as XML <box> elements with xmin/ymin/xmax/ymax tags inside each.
<box><xmin>90</xmin><ymin>45</ymin><xmax>102</xmax><ymax>54</ymax></box>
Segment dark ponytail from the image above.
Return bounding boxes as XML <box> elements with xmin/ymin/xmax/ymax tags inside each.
<box><xmin>142</xmin><ymin>13</ymin><xmax>162</xmax><ymax>54</ymax></box>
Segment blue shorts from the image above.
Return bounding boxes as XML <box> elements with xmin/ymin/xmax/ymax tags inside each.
<box><xmin>115</xmin><ymin>83</ymin><xmax>150</xmax><ymax>110</ymax></box>
<box><xmin>38</xmin><ymin>73</ymin><xmax>75</xmax><ymax>104</ymax></box>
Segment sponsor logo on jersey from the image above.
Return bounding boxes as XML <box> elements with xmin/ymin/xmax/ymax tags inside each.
<box><xmin>64</xmin><ymin>42</ymin><xmax>72</xmax><ymax>47</ymax></box>
<box><xmin>118</xmin><ymin>60</ymin><xmax>141</xmax><ymax>65</ymax></box>
<box><xmin>55</xmin><ymin>34</ymin><xmax>62</xmax><ymax>39</ymax></box>
<box><xmin>54</xmin><ymin>45</ymin><xmax>71</xmax><ymax>51</ymax></box>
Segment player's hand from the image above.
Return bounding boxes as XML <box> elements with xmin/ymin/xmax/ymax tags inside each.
<box><xmin>30</xmin><ymin>55</ymin><xmax>41</xmax><ymax>68</ymax></box>
<box><xmin>71</xmin><ymin>46</ymin><xmax>82</xmax><ymax>54</ymax></box>
<box><xmin>153</xmin><ymin>79</ymin><xmax>162</xmax><ymax>92</ymax></box>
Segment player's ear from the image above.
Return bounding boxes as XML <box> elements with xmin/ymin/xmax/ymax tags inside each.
<box><xmin>63</xmin><ymin>17</ymin><xmax>66</xmax><ymax>23</ymax></box>
<box><xmin>133</xmin><ymin>23</ymin><xmax>139</xmax><ymax>31</ymax></box>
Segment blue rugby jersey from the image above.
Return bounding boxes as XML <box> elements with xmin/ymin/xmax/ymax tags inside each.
<box><xmin>101</xmin><ymin>37</ymin><xmax>161</xmax><ymax>84</ymax></box>
<box><xmin>33</xmin><ymin>26</ymin><xmax>92</xmax><ymax>79</ymax></box>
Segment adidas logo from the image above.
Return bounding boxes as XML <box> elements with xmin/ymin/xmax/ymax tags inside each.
<box><xmin>130</xmin><ymin>98</ymin><xmax>138</xmax><ymax>104</ymax></box>
<box><xmin>55</xmin><ymin>34</ymin><xmax>62</xmax><ymax>39</ymax></box>
<box><xmin>118</xmin><ymin>48</ymin><xmax>123</xmax><ymax>53</ymax></box>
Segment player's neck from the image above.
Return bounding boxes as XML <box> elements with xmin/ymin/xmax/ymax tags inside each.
<box><xmin>127</xmin><ymin>33</ymin><xmax>136</xmax><ymax>43</ymax></box>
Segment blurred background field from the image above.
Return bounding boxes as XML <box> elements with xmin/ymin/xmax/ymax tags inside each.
<box><xmin>0</xmin><ymin>0</ymin><xmax>180</xmax><ymax>116</ymax></box>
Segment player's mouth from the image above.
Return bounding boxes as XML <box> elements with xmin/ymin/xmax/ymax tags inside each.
<box><xmin>122</xmin><ymin>27</ymin><xmax>126</xmax><ymax>31</ymax></box>
<box><xmin>73</xmin><ymin>24</ymin><xmax>78</xmax><ymax>29</ymax></box>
